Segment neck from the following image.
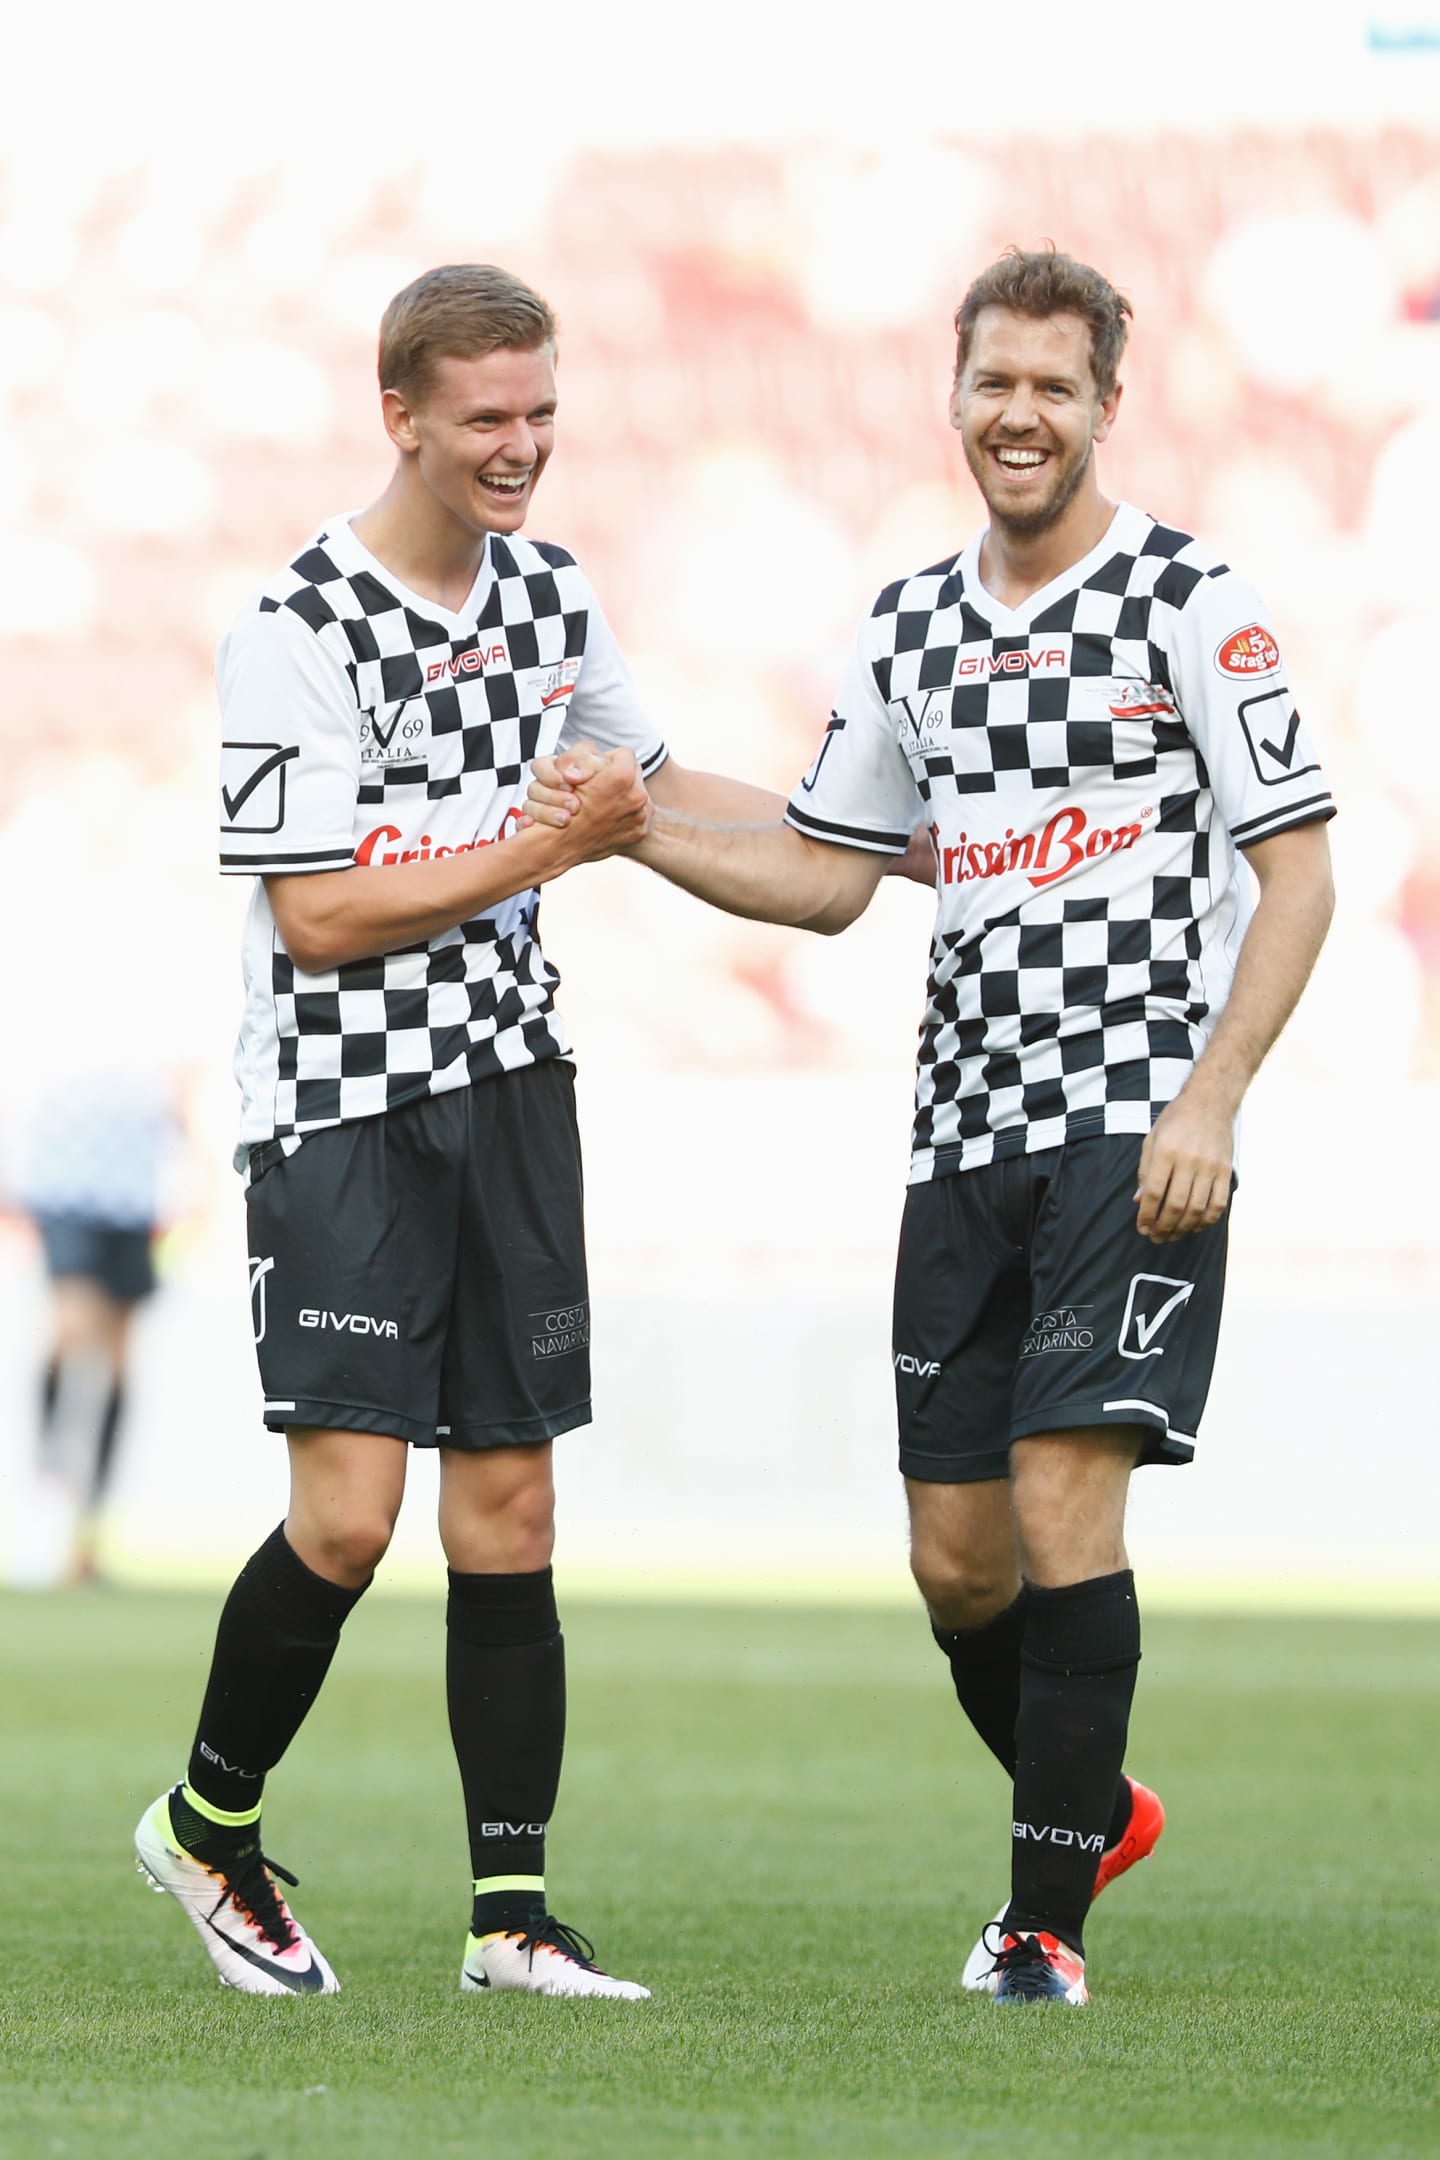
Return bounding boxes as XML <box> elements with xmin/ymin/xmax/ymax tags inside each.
<box><xmin>978</xmin><ymin>486</ymin><xmax>1117</xmax><ymax>611</ymax></box>
<box><xmin>351</xmin><ymin>466</ymin><xmax>490</xmax><ymax>612</ymax></box>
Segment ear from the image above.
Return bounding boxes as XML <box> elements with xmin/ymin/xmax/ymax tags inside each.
<box><xmin>1092</xmin><ymin>378</ymin><xmax>1123</xmax><ymax>445</ymax></box>
<box><xmin>381</xmin><ymin>386</ymin><xmax>423</xmax><ymax>456</ymax></box>
<box><xmin>947</xmin><ymin>373</ymin><xmax>964</xmax><ymax>432</ymax></box>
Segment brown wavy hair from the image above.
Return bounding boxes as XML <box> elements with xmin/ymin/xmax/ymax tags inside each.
<box><xmin>954</xmin><ymin>246</ymin><xmax>1132</xmax><ymax>396</ymax></box>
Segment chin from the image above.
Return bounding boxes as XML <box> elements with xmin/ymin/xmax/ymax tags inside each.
<box><xmin>988</xmin><ymin>497</ymin><xmax>1066</xmax><ymax>539</ymax></box>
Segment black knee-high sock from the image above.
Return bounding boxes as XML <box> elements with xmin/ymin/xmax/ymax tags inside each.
<box><xmin>182</xmin><ymin>1524</ymin><xmax>369</xmax><ymax>1824</ymax></box>
<box><xmin>89</xmin><ymin>1382</ymin><xmax>125</xmax><ymax>1506</ymax></box>
<box><xmin>446</xmin><ymin>1566</ymin><xmax>565</xmax><ymax>1937</ymax></box>
<box><xmin>932</xmin><ymin>1591</ymin><xmax>1133</xmax><ymax>1850</ymax></box>
<box><xmin>1005</xmin><ymin>1569</ymin><xmax>1141</xmax><ymax>1955</ymax></box>
<box><xmin>931</xmin><ymin>1588</ymin><xmax>1031</xmax><ymax>1771</ymax></box>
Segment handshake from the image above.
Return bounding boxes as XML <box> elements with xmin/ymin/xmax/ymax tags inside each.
<box><xmin>521</xmin><ymin>743</ymin><xmax>652</xmax><ymax>863</ymax></box>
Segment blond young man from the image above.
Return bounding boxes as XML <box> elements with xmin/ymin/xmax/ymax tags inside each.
<box><xmin>529</xmin><ymin>249</ymin><xmax>1336</xmax><ymax>2006</ymax></box>
<box><xmin>135</xmin><ymin>265</ymin><xmax>780</xmax><ymax>2000</ymax></box>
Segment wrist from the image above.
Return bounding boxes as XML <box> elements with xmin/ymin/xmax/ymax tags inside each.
<box><xmin>1174</xmin><ymin>1061</ymin><xmax>1245</xmax><ymax>1121</ymax></box>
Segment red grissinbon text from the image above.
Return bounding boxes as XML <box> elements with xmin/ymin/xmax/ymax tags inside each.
<box><xmin>931</xmin><ymin>803</ymin><xmax>1150</xmax><ymax>890</ymax></box>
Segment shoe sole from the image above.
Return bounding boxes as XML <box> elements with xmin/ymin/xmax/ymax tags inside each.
<box><xmin>460</xmin><ymin>1965</ymin><xmax>650</xmax><ymax>2000</ymax></box>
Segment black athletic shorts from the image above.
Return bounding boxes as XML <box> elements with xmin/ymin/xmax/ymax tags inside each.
<box><xmin>36</xmin><ymin>1214</ymin><xmax>157</xmax><ymax>1304</ymax></box>
<box><xmin>245</xmin><ymin>1061</ymin><xmax>590</xmax><ymax>1450</ymax></box>
<box><xmin>892</xmin><ymin>1133</ymin><xmax>1230</xmax><ymax>1483</ymax></box>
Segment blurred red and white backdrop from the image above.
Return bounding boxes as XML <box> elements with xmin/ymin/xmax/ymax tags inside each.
<box><xmin>1</xmin><ymin>3</ymin><xmax>1437</xmax><ymax>1595</ymax></box>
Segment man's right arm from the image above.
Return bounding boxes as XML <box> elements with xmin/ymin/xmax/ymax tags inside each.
<box><xmin>266</xmin><ymin>759</ymin><xmax>650</xmax><ymax>972</ymax></box>
<box><xmin>628</xmin><ymin>797</ymin><xmax>890</xmax><ymax>935</ymax></box>
<box><xmin>220</xmin><ymin>604</ymin><xmax>650</xmax><ymax>974</ymax></box>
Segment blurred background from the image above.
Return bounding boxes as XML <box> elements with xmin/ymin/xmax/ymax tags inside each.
<box><xmin>1</xmin><ymin>0</ymin><xmax>1436</xmax><ymax>1600</ymax></box>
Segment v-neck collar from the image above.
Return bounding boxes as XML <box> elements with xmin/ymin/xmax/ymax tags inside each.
<box><xmin>327</xmin><ymin>516</ymin><xmax>496</xmax><ymax>635</ymax></box>
<box><xmin>955</xmin><ymin>503</ymin><xmax>1147</xmax><ymax>627</ymax></box>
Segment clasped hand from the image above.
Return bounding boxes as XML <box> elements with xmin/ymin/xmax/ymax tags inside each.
<box><xmin>525</xmin><ymin>743</ymin><xmax>650</xmax><ymax>857</ymax></box>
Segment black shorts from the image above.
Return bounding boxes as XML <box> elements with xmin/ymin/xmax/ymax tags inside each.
<box><xmin>892</xmin><ymin>1134</ymin><xmax>1229</xmax><ymax>1483</ymax></box>
<box><xmin>245</xmin><ymin>1062</ymin><xmax>590</xmax><ymax>1450</ymax></box>
<box><xmin>36</xmin><ymin>1214</ymin><xmax>157</xmax><ymax>1305</ymax></box>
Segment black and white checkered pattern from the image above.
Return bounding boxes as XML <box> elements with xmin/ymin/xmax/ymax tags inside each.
<box><xmin>219</xmin><ymin>518</ymin><xmax>665</xmax><ymax>1156</ymax></box>
<box><xmin>786</xmin><ymin>503</ymin><xmax>1335</xmax><ymax>1182</ymax></box>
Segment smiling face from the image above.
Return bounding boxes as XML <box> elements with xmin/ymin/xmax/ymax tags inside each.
<box><xmin>950</xmin><ymin>307</ymin><xmax>1120</xmax><ymax>541</ymax></box>
<box><xmin>384</xmin><ymin>344</ymin><xmax>557</xmax><ymax>539</ymax></box>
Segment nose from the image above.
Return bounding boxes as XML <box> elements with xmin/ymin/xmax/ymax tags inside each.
<box><xmin>496</xmin><ymin>418</ymin><xmax>536</xmax><ymax>468</ymax></box>
<box><xmin>999</xmin><ymin>384</ymin><xmax>1040</xmax><ymax>432</ymax></box>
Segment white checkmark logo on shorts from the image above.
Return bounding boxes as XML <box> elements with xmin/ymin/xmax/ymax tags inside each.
<box><xmin>1118</xmin><ymin>1274</ymin><xmax>1194</xmax><ymax>1360</ymax></box>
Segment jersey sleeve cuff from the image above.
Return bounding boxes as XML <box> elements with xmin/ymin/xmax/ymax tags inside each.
<box><xmin>639</xmin><ymin>742</ymin><xmax>669</xmax><ymax>779</ymax></box>
<box><xmin>219</xmin><ymin>845</ymin><xmax>356</xmax><ymax>875</ymax></box>
<box><xmin>1228</xmin><ymin>796</ymin><xmax>1336</xmax><ymax>848</ymax></box>
<box><xmin>783</xmin><ymin>801</ymin><xmax>912</xmax><ymax>854</ymax></box>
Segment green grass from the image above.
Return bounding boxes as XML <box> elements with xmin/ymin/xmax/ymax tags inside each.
<box><xmin>0</xmin><ymin>1592</ymin><xmax>1436</xmax><ymax>2159</ymax></box>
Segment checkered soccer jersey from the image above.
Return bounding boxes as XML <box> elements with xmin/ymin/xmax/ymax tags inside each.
<box><xmin>218</xmin><ymin>518</ymin><xmax>666</xmax><ymax>1158</ymax></box>
<box><xmin>785</xmin><ymin>503</ymin><xmax>1334</xmax><ymax>1183</ymax></box>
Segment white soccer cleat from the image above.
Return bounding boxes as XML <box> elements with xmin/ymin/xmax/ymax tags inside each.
<box><xmin>134</xmin><ymin>1789</ymin><xmax>340</xmax><ymax>1996</ymax></box>
<box><xmin>961</xmin><ymin>1777</ymin><xmax>1166</xmax><ymax>1994</ymax></box>
<box><xmin>460</xmin><ymin>1918</ymin><xmax>650</xmax><ymax>2000</ymax></box>
<box><xmin>962</xmin><ymin>1901</ymin><xmax>1011</xmax><ymax>1994</ymax></box>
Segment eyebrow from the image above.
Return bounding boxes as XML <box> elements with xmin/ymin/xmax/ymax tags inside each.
<box><xmin>455</xmin><ymin>400</ymin><xmax>558</xmax><ymax>423</ymax></box>
<box><xmin>973</xmin><ymin>366</ymin><xmax>1083</xmax><ymax>389</ymax></box>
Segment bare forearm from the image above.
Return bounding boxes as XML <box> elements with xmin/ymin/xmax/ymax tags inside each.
<box><xmin>634</xmin><ymin>806</ymin><xmax>880</xmax><ymax>933</ymax></box>
<box><xmin>268</xmin><ymin>823</ymin><xmax>588</xmax><ymax>972</ymax></box>
<box><xmin>649</xmin><ymin>762</ymin><xmax>789</xmax><ymax>825</ymax></box>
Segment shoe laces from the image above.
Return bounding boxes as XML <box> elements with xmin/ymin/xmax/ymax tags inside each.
<box><xmin>985</xmin><ymin>1926</ymin><xmax>1054</xmax><ymax>1977</ymax></box>
<box><xmin>514</xmin><ymin>1916</ymin><xmax>598</xmax><ymax>1972</ymax></box>
<box><xmin>221</xmin><ymin>1851</ymin><xmax>302</xmax><ymax>1955</ymax></box>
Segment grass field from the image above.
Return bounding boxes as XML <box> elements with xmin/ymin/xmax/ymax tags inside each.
<box><xmin>1</xmin><ymin>1591</ymin><xmax>1436</xmax><ymax>2159</ymax></box>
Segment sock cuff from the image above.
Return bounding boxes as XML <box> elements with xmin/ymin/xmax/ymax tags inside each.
<box><xmin>179</xmin><ymin>1782</ymin><xmax>262</xmax><ymax>1830</ymax></box>
<box><xmin>447</xmin><ymin>1566</ymin><xmax>558</xmax><ymax>1648</ymax></box>
<box><xmin>244</xmin><ymin>1523</ymin><xmax>371</xmax><ymax>1640</ymax></box>
<box><xmin>1021</xmin><ymin>1568</ymin><xmax>1140</xmax><ymax>1676</ymax></box>
<box><xmin>932</xmin><ymin>1585</ymin><xmax>1030</xmax><ymax>1664</ymax></box>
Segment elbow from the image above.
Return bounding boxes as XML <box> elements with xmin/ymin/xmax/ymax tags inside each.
<box><xmin>801</xmin><ymin>898</ymin><xmax>863</xmax><ymax>937</ymax></box>
<box><xmin>282</xmin><ymin>931</ymin><xmax>335</xmax><ymax>976</ymax></box>
<box><xmin>275</xmin><ymin>913</ymin><xmax>346</xmax><ymax>975</ymax></box>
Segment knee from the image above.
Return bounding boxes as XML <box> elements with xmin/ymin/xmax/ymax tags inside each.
<box><xmin>481</xmin><ymin>1493</ymin><xmax>555</xmax><ymax>1574</ymax></box>
<box><xmin>440</xmin><ymin>1466</ymin><xmax>555</xmax><ymax>1574</ymax></box>
<box><xmin>910</xmin><ymin>1543</ymin><xmax>1019</xmax><ymax>1631</ymax></box>
<box><xmin>288</xmin><ymin>1511</ymin><xmax>394</xmax><ymax>1588</ymax></box>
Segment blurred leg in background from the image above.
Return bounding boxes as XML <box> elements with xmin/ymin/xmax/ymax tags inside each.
<box><xmin>32</xmin><ymin>1216</ymin><xmax>156</xmax><ymax>1584</ymax></box>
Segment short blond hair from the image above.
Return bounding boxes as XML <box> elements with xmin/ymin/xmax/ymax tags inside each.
<box><xmin>955</xmin><ymin>246</ymin><xmax>1132</xmax><ymax>397</ymax></box>
<box><xmin>378</xmin><ymin>265</ymin><xmax>558</xmax><ymax>406</ymax></box>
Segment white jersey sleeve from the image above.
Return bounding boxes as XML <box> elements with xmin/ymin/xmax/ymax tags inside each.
<box><xmin>1168</xmin><ymin>570</ymin><xmax>1335</xmax><ymax>849</ymax></box>
<box><xmin>783</xmin><ymin>626</ymin><xmax>922</xmax><ymax>854</ymax></box>
<box><xmin>218</xmin><ymin>606</ymin><xmax>360</xmax><ymax>877</ymax></box>
<box><xmin>556</xmin><ymin>585</ymin><xmax>668</xmax><ymax>778</ymax></box>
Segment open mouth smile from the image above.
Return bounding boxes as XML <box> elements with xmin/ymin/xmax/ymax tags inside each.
<box><xmin>989</xmin><ymin>446</ymin><xmax>1051</xmax><ymax>476</ymax></box>
<box><xmin>477</xmin><ymin>470</ymin><xmax>532</xmax><ymax>502</ymax></box>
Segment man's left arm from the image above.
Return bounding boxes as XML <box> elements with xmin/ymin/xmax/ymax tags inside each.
<box><xmin>1135</xmin><ymin>820</ymin><xmax>1334</xmax><ymax>1242</ymax></box>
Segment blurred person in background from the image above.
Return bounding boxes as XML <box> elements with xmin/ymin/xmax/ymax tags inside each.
<box><xmin>528</xmin><ymin>246</ymin><xmax>1336</xmax><ymax>2008</ymax></box>
<box><xmin>11</xmin><ymin>1069</ymin><xmax>173</xmax><ymax>1588</ymax></box>
<box><xmin>134</xmin><ymin>263</ymin><xmax>791</xmax><ymax>2005</ymax></box>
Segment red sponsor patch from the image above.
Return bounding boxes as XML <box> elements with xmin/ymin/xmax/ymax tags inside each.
<box><xmin>1215</xmin><ymin>625</ymin><xmax>1280</xmax><ymax>678</ymax></box>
